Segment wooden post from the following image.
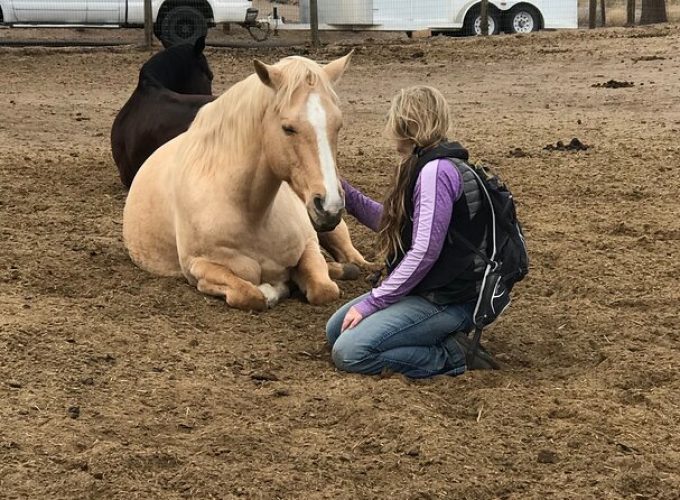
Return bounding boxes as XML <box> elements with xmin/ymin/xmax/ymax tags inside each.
<box><xmin>480</xmin><ymin>0</ymin><xmax>489</xmax><ymax>36</ymax></box>
<box><xmin>144</xmin><ymin>0</ymin><xmax>153</xmax><ymax>48</ymax></box>
<box><xmin>310</xmin><ymin>0</ymin><xmax>320</xmax><ymax>48</ymax></box>
<box><xmin>600</xmin><ymin>0</ymin><xmax>606</xmax><ymax>26</ymax></box>
<box><xmin>589</xmin><ymin>0</ymin><xmax>597</xmax><ymax>28</ymax></box>
<box><xmin>627</xmin><ymin>0</ymin><xmax>636</xmax><ymax>25</ymax></box>
<box><xmin>640</xmin><ymin>0</ymin><xmax>668</xmax><ymax>24</ymax></box>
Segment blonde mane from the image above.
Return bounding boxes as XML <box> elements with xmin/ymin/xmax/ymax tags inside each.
<box><xmin>178</xmin><ymin>56</ymin><xmax>338</xmax><ymax>175</ymax></box>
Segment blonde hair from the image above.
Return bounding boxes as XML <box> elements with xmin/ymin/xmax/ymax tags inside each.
<box><xmin>378</xmin><ymin>86</ymin><xmax>450</xmax><ymax>263</ymax></box>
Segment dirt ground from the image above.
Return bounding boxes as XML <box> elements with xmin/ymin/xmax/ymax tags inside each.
<box><xmin>1</xmin><ymin>23</ymin><xmax>680</xmax><ymax>500</ymax></box>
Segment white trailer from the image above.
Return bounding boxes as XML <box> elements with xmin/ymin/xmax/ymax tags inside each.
<box><xmin>271</xmin><ymin>0</ymin><xmax>577</xmax><ymax>36</ymax></box>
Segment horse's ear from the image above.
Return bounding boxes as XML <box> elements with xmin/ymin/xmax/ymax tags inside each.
<box><xmin>323</xmin><ymin>50</ymin><xmax>353</xmax><ymax>85</ymax></box>
<box><xmin>254</xmin><ymin>60</ymin><xmax>283</xmax><ymax>90</ymax></box>
<box><xmin>194</xmin><ymin>35</ymin><xmax>206</xmax><ymax>54</ymax></box>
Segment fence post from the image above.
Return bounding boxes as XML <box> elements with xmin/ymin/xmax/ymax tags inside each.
<box><xmin>627</xmin><ymin>0</ymin><xmax>636</xmax><ymax>25</ymax></box>
<box><xmin>480</xmin><ymin>0</ymin><xmax>489</xmax><ymax>36</ymax></box>
<box><xmin>310</xmin><ymin>0</ymin><xmax>320</xmax><ymax>48</ymax></box>
<box><xmin>589</xmin><ymin>0</ymin><xmax>597</xmax><ymax>28</ymax></box>
<box><xmin>600</xmin><ymin>0</ymin><xmax>606</xmax><ymax>26</ymax></box>
<box><xmin>144</xmin><ymin>0</ymin><xmax>153</xmax><ymax>48</ymax></box>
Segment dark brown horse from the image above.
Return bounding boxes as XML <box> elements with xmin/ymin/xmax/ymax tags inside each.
<box><xmin>111</xmin><ymin>36</ymin><xmax>215</xmax><ymax>188</ymax></box>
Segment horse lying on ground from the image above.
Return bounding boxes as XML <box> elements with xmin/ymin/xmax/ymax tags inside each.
<box><xmin>123</xmin><ymin>53</ymin><xmax>365</xmax><ymax>310</ymax></box>
<box><xmin>111</xmin><ymin>36</ymin><xmax>215</xmax><ymax>188</ymax></box>
<box><xmin>112</xmin><ymin>41</ymin><xmax>370</xmax><ymax>272</ymax></box>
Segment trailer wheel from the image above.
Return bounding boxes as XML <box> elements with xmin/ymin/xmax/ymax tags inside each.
<box><xmin>158</xmin><ymin>5</ymin><xmax>208</xmax><ymax>47</ymax></box>
<box><xmin>506</xmin><ymin>5</ymin><xmax>541</xmax><ymax>34</ymax></box>
<box><xmin>463</xmin><ymin>5</ymin><xmax>500</xmax><ymax>36</ymax></box>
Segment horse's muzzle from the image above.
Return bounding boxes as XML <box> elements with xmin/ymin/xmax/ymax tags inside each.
<box><xmin>308</xmin><ymin>193</ymin><xmax>344</xmax><ymax>232</ymax></box>
<box><xmin>308</xmin><ymin>206</ymin><xmax>343</xmax><ymax>233</ymax></box>
<box><xmin>309</xmin><ymin>210</ymin><xmax>343</xmax><ymax>232</ymax></box>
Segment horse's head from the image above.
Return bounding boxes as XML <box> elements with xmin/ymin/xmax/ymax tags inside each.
<box><xmin>254</xmin><ymin>53</ymin><xmax>353</xmax><ymax>233</ymax></box>
<box><xmin>144</xmin><ymin>36</ymin><xmax>213</xmax><ymax>94</ymax></box>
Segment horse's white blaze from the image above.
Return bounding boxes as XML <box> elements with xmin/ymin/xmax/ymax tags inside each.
<box><xmin>306</xmin><ymin>93</ymin><xmax>343</xmax><ymax>212</ymax></box>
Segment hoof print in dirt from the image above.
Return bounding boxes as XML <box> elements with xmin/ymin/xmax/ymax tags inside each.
<box><xmin>544</xmin><ymin>138</ymin><xmax>589</xmax><ymax>152</ymax></box>
<box><xmin>591</xmin><ymin>80</ymin><xmax>635</xmax><ymax>89</ymax></box>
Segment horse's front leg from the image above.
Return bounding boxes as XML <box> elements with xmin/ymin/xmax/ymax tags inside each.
<box><xmin>188</xmin><ymin>258</ymin><xmax>288</xmax><ymax>311</ymax></box>
<box><xmin>318</xmin><ymin>219</ymin><xmax>376</xmax><ymax>269</ymax></box>
<box><xmin>292</xmin><ymin>241</ymin><xmax>341</xmax><ymax>306</ymax></box>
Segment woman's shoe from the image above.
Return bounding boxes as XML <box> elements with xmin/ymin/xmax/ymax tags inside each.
<box><xmin>451</xmin><ymin>332</ymin><xmax>500</xmax><ymax>370</ymax></box>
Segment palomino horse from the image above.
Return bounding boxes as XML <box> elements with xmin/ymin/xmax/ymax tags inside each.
<box><xmin>111</xmin><ymin>36</ymin><xmax>215</xmax><ymax>188</ymax></box>
<box><xmin>123</xmin><ymin>53</ymin><xmax>366</xmax><ymax>310</ymax></box>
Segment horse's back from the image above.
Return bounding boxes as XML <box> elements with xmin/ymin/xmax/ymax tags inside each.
<box><xmin>112</xmin><ymin>85</ymin><xmax>212</xmax><ymax>188</ymax></box>
<box><xmin>123</xmin><ymin>137</ymin><xmax>183</xmax><ymax>277</ymax></box>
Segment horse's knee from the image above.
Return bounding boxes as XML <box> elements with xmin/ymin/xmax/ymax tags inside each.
<box><xmin>307</xmin><ymin>280</ymin><xmax>340</xmax><ymax>306</ymax></box>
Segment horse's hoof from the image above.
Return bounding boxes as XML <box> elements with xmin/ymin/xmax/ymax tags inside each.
<box><xmin>258</xmin><ymin>283</ymin><xmax>280</xmax><ymax>308</ymax></box>
<box><xmin>257</xmin><ymin>282</ymin><xmax>289</xmax><ymax>309</ymax></box>
<box><xmin>339</xmin><ymin>263</ymin><xmax>361</xmax><ymax>281</ymax></box>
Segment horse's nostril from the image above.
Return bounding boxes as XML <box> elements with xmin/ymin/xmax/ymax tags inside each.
<box><xmin>313</xmin><ymin>195</ymin><xmax>325</xmax><ymax>213</ymax></box>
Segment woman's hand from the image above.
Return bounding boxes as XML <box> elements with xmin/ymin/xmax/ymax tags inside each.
<box><xmin>341</xmin><ymin>306</ymin><xmax>364</xmax><ymax>332</ymax></box>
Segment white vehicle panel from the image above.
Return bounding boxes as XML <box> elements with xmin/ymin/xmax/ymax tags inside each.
<box><xmin>86</xmin><ymin>0</ymin><xmax>121</xmax><ymax>23</ymax></box>
<box><xmin>11</xmin><ymin>0</ymin><xmax>88</xmax><ymax>23</ymax></box>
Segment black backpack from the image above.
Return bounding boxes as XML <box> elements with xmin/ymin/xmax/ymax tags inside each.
<box><xmin>448</xmin><ymin>158</ymin><xmax>529</xmax><ymax>366</ymax></box>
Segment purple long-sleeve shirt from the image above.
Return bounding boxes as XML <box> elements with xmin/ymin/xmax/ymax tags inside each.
<box><xmin>342</xmin><ymin>158</ymin><xmax>463</xmax><ymax>318</ymax></box>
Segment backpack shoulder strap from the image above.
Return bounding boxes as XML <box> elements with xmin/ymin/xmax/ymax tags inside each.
<box><xmin>447</xmin><ymin>159</ymin><xmax>499</xmax><ymax>267</ymax></box>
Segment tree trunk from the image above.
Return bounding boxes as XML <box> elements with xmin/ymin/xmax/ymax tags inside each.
<box><xmin>640</xmin><ymin>0</ymin><xmax>668</xmax><ymax>24</ymax></box>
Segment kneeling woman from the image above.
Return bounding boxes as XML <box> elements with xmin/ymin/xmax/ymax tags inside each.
<box><xmin>327</xmin><ymin>86</ymin><xmax>497</xmax><ymax>378</ymax></box>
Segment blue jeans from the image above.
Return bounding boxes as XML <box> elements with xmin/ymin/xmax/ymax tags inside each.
<box><xmin>326</xmin><ymin>293</ymin><xmax>474</xmax><ymax>379</ymax></box>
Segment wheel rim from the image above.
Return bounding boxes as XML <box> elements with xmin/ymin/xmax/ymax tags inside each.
<box><xmin>474</xmin><ymin>15</ymin><xmax>496</xmax><ymax>35</ymax></box>
<box><xmin>512</xmin><ymin>11</ymin><xmax>535</xmax><ymax>33</ymax></box>
<box><xmin>175</xmin><ymin>17</ymin><xmax>196</xmax><ymax>40</ymax></box>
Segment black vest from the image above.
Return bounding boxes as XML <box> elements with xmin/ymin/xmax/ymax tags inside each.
<box><xmin>387</xmin><ymin>142</ymin><xmax>491</xmax><ymax>304</ymax></box>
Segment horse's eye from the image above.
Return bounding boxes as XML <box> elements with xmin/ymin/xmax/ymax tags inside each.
<box><xmin>282</xmin><ymin>125</ymin><xmax>297</xmax><ymax>136</ymax></box>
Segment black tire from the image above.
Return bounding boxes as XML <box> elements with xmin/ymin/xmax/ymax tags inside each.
<box><xmin>463</xmin><ymin>5</ymin><xmax>501</xmax><ymax>36</ymax></box>
<box><xmin>505</xmin><ymin>5</ymin><xmax>541</xmax><ymax>34</ymax></box>
<box><xmin>158</xmin><ymin>5</ymin><xmax>208</xmax><ymax>47</ymax></box>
